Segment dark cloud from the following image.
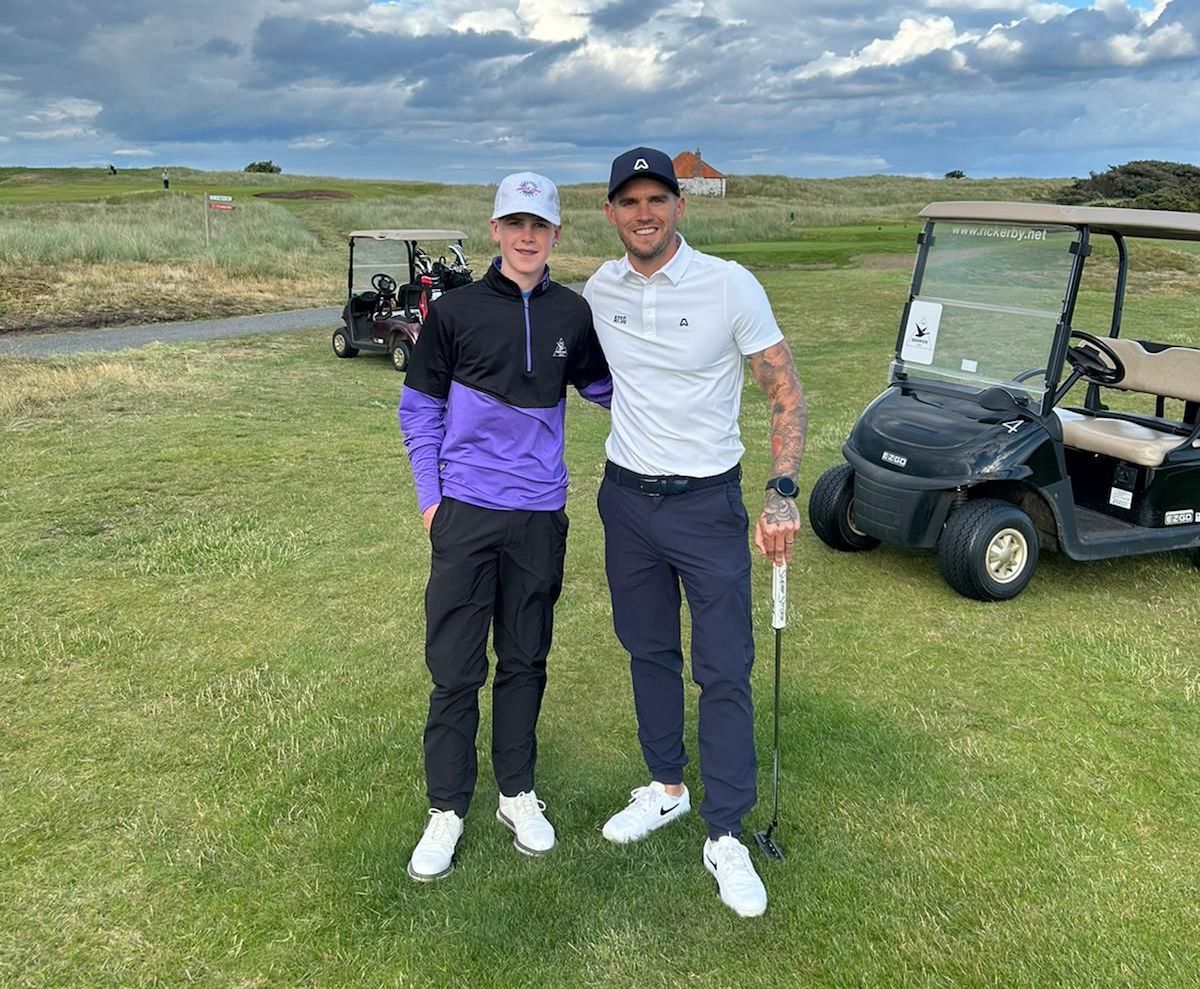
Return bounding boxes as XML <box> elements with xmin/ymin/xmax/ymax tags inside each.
<box><xmin>203</xmin><ymin>37</ymin><xmax>242</xmax><ymax>57</ymax></box>
<box><xmin>250</xmin><ymin>17</ymin><xmax>542</xmax><ymax>86</ymax></box>
<box><xmin>590</xmin><ymin>0</ymin><xmax>673</xmax><ymax>33</ymax></box>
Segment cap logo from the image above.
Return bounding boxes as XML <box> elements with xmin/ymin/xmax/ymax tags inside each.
<box><xmin>634</xmin><ymin>158</ymin><xmax>649</xmax><ymax>170</ymax></box>
<box><xmin>516</xmin><ymin>179</ymin><xmax>542</xmax><ymax>197</ymax></box>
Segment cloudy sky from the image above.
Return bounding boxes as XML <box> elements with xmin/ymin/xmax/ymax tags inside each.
<box><xmin>2</xmin><ymin>0</ymin><xmax>1198</xmax><ymax>182</ymax></box>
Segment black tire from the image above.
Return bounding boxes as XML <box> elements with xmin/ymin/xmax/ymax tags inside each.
<box><xmin>332</xmin><ymin>328</ymin><xmax>358</xmax><ymax>358</ymax></box>
<box><xmin>938</xmin><ymin>498</ymin><xmax>1039</xmax><ymax>601</ymax></box>
<box><xmin>391</xmin><ymin>339</ymin><xmax>412</xmax><ymax>373</ymax></box>
<box><xmin>808</xmin><ymin>463</ymin><xmax>880</xmax><ymax>552</ymax></box>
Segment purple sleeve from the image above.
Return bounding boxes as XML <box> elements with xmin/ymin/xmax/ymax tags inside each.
<box><xmin>570</xmin><ymin>296</ymin><xmax>611</xmax><ymax>409</ymax></box>
<box><xmin>399</xmin><ymin>387</ymin><xmax>446</xmax><ymax>513</ymax></box>
<box><xmin>578</xmin><ymin>375</ymin><xmax>612</xmax><ymax>409</ymax></box>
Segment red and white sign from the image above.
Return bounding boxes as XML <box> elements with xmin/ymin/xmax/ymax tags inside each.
<box><xmin>208</xmin><ymin>202</ymin><xmax>235</xmax><ymax>211</ymax></box>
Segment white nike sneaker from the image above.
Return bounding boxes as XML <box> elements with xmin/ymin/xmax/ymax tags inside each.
<box><xmin>407</xmin><ymin>808</ymin><xmax>463</xmax><ymax>882</ymax></box>
<box><xmin>496</xmin><ymin>790</ymin><xmax>556</xmax><ymax>856</ymax></box>
<box><xmin>703</xmin><ymin>835</ymin><xmax>767</xmax><ymax>917</ymax></box>
<box><xmin>601</xmin><ymin>781</ymin><xmax>690</xmax><ymax>844</ymax></box>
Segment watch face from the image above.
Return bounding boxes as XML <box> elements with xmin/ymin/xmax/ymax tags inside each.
<box><xmin>770</xmin><ymin>476</ymin><xmax>799</xmax><ymax>498</ymax></box>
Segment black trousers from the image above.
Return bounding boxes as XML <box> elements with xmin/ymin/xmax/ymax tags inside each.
<box><xmin>423</xmin><ymin>497</ymin><xmax>567</xmax><ymax>817</ymax></box>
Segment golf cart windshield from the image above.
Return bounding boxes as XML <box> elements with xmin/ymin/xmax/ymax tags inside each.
<box><xmin>348</xmin><ymin>229</ymin><xmax>468</xmax><ymax>296</ymax></box>
<box><xmin>897</xmin><ymin>221</ymin><xmax>1080</xmax><ymax>403</ymax></box>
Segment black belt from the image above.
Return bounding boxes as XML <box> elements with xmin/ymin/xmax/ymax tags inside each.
<box><xmin>604</xmin><ymin>461</ymin><xmax>740</xmax><ymax>497</ymax></box>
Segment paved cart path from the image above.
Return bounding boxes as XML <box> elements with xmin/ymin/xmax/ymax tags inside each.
<box><xmin>0</xmin><ymin>306</ymin><xmax>344</xmax><ymax>358</ymax></box>
<box><xmin>0</xmin><ymin>284</ymin><xmax>586</xmax><ymax>359</ymax></box>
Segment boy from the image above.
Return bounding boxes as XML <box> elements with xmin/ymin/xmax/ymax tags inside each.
<box><xmin>398</xmin><ymin>172</ymin><xmax>611</xmax><ymax>881</ymax></box>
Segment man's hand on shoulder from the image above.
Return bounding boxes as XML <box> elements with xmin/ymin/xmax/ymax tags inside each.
<box><xmin>755</xmin><ymin>489</ymin><xmax>801</xmax><ymax>564</ymax></box>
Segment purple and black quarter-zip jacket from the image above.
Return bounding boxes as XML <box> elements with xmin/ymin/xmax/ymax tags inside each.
<box><xmin>399</xmin><ymin>260</ymin><xmax>612</xmax><ymax>513</ymax></box>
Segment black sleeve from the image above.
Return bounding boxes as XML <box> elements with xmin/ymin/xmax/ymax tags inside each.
<box><xmin>567</xmin><ymin>296</ymin><xmax>609</xmax><ymax>391</ymax></box>
<box><xmin>405</xmin><ymin>303</ymin><xmax>453</xmax><ymax>399</ymax></box>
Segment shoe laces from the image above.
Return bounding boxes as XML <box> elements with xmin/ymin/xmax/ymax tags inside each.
<box><xmin>508</xmin><ymin>790</ymin><xmax>546</xmax><ymax>820</ymax></box>
<box><xmin>712</xmin><ymin>837</ymin><xmax>753</xmax><ymax>876</ymax></box>
<box><xmin>627</xmin><ymin>783</ymin><xmax>674</xmax><ymax>815</ymax></box>
<box><xmin>425</xmin><ymin>808</ymin><xmax>458</xmax><ymax>843</ymax></box>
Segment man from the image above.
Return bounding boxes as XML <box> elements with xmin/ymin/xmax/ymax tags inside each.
<box><xmin>583</xmin><ymin>147</ymin><xmax>806</xmax><ymax>918</ymax></box>
<box><xmin>399</xmin><ymin>172</ymin><xmax>611</xmax><ymax>882</ymax></box>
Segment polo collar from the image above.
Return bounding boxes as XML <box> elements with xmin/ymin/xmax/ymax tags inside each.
<box><xmin>619</xmin><ymin>234</ymin><xmax>693</xmax><ymax>286</ymax></box>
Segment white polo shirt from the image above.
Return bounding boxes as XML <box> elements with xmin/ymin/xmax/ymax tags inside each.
<box><xmin>583</xmin><ymin>235</ymin><xmax>784</xmax><ymax>477</ymax></box>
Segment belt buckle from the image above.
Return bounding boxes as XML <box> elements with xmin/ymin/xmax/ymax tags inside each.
<box><xmin>638</xmin><ymin>477</ymin><xmax>664</xmax><ymax>497</ymax></box>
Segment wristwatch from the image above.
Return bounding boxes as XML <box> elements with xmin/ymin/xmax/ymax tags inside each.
<box><xmin>765</xmin><ymin>475</ymin><xmax>799</xmax><ymax>498</ymax></box>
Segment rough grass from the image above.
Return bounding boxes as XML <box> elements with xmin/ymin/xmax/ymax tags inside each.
<box><xmin>3</xmin><ymin>261</ymin><xmax>1200</xmax><ymax>988</ymax></box>
<box><xmin>0</xmin><ymin>170</ymin><xmax>1068</xmax><ymax>333</ymax></box>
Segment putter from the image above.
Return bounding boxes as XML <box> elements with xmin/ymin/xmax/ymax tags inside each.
<box><xmin>753</xmin><ymin>561</ymin><xmax>786</xmax><ymax>861</ymax></box>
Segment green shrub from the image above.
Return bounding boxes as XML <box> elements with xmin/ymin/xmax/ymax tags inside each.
<box><xmin>1051</xmin><ymin>160</ymin><xmax>1200</xmax><ymax>211</ymax></box>
<box><xmin>244</xmin><ymin>160</ymin><xmax>283</xmax><ymax>174</ymax></box>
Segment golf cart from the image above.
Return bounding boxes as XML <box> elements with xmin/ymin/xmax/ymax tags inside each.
<box><xmin>332</xmin><ymin>230</ymin><xmax>471</xmax><ymax>372</ymax></box>
<box><xmin>809</xmin><ymin>202</ymin><xmax>1200</xmax><ymax>601</ymax></box>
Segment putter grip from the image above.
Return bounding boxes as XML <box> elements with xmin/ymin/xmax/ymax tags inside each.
<box><xmin>771</xmin><ymin>563</ymin><xmax>787</xmax><ymax>629</ymax></box>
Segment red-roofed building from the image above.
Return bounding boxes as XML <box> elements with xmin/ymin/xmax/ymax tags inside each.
<box><xmin>672</xmin><ymin>148</ymin><xmax>727</xmax><ymax>198</ymax></box>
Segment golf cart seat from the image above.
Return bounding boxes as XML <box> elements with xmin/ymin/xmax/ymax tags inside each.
<box><xmin>1102</xmin><ymin>338</ymin><xmax>1200</xmax><ymax>404</ymax></box>
<box><xmin>1053</xmin><ymin>409</ymin><xmax>1199</xmax><ymax>467</ymax></box>
<box><xmin>1055</xmin><ymin>337</ymin><xmax>1200</xmax><ymax>466</ymax></box>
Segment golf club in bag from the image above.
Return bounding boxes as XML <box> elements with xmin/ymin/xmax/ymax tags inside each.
<box><xmin>753</xmin><ymin>562</ymin><xmax>786</xmax><ymax>861</ymax></box>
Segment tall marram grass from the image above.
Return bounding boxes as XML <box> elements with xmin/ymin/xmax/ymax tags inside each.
<box><xmin>0</xmin><ymin>195</ymin><xmax>327</xmax><ymax>278</ymax></box>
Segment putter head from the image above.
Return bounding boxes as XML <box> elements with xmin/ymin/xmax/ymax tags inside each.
<box><xmin>753</xmin><ymin>829</ymin><xmax>784</xmax><ymax>861</ymax></box>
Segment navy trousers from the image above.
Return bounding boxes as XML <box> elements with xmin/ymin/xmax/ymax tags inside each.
<box><xmin>597</xmin><ymin>467</ymin><xmax>756</xmax><ymax>838</ymax></box>
<box><xmin>423</xmin><ymin>497</ymin><xmax>567</xmax><ymax>817</ymax></box>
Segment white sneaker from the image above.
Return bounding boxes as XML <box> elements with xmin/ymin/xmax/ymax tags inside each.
<box><xmin>407</xmin><ymin>808</ymin><xmax>464</xmax><ymax>882</ymax></box>
<box><xmin>602</xmin><ymin>781</ymin><xmax>690</xmax><ymax>844</ymax></box>
<box><xmin>496</xmin><ymin>790</ymin><xmax>556</xmax><ymax>856</ymax></box>
<box><xmin>703</xmin><ymin>835</ymin><xmax>767</xmax><ymax>917</ymax></box>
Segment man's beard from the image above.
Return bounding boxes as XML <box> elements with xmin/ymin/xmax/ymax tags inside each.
<box><xmin>620</xmin><ymin>226</ymin><xmax>676</xmax><ymax>263</ymax></box>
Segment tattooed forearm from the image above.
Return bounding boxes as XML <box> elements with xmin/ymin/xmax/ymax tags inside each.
<box><xmin>747</xmin><ymin>340</ymin><xmax>807</xmax><ymax>478</ymax></box>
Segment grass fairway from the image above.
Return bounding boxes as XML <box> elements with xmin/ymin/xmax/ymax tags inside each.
<box><xmin>3</xmin><ymin>257</ymin><xmax>1200</xmax><ymax>988</ymax></box>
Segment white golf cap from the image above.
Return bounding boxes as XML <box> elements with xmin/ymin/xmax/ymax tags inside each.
<box><xmin>492</xmin><ymin>171</ymin><xmax>561</xmax><ymax>226</ymax></box>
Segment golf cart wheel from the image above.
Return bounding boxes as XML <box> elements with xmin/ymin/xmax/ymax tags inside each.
<box><xmin>938</xmin><ymin>498</ymin><xmax>1039</xmax><ymax>602</ymax></box>
<box><xmin>332</xmin><ymin>328</ymin><xmax>358</xmax><ymax>359</ymax></box>
<box><xmin>391</xmin><ymin>339</ymin><xmax>412</xmax><ymax>373</ymax></box>
<box><xmin>808</xmin><ymin>463</ymin><xmax>880</xmax><ymax>552</ymax></box>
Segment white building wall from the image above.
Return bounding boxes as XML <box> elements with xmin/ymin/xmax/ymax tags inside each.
<box><xmin>679</xmin><ymin>177</ymin><xmax>725</xmax><ymax>198</ymax></box>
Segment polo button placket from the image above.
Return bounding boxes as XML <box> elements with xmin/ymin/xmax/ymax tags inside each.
<box><xmin>643</xmin><ymin>280</ymin><xmax>656</xmax><ymax>339</ymax></box>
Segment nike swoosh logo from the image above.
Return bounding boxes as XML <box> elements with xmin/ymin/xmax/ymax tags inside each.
<box><xmin>660</xmin><ymin>803</ymin><xmax>680</xmax><ymax>816</ymax></box>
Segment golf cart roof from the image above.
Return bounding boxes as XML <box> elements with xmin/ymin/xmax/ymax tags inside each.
<box><xmin>920</xmin><ymin>202</ymin><xmax>1200</xmax><ymax>242</ymax></box>
<box><xmin>348</xmin><ymin>229</ymin><xmax>468</xmax><ymax>242</ymax></box>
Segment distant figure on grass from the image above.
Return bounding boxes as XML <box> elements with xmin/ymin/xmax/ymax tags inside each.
<box><xmin>583</xmin><ymin>146</ymin><xmax>807</xmax><ymax>918</ymax></box>
<box><xmin>107</xmin><ymin>163</ymin><xmax>117</xmax><ymax>175</ymax></box>
<box><xmin>161</xmin><ymin>170</ymin><xmax>169</xmax><ymax>190</ymax></box>
<box><xmin>398</xmin><ymin>172</ymin><xmax>612</xmax><ymax>882</ymax></box>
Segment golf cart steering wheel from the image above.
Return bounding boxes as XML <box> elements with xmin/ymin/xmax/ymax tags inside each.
<box><xmin>371</xmin><ymin>273</ymin><xmax>397</xmax><ymax>297</ymax></box>
<box><xmin>370</xmin><ymin>273</ymin><xmax>397</xmax><ymax>319</ymax></box>
<box><xmin>1066</xmin><ymin>331</ymin><xmax>1125</xmax><ymax>386</ymax></box>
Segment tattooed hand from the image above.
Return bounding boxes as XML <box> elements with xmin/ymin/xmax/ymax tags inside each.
<box><xmin>755</xmin><ymin>488</ymin><xmax>801</xmax><ymax>564</ymax></box>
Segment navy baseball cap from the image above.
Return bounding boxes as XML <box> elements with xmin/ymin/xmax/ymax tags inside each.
<box><xmin>607</xmin><ymin>146</ymin><xmax>681</xmax><ymax>200</ymax></box>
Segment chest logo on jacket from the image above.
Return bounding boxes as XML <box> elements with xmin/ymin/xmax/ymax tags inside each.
<box><xmin>553</xmin><ymin>337</ymin><xmax>568</xmax><ymax>358</ymax></box>
<box><xmin>612</xmin><ymin>314</ymin><xmax>628</xmax><ymax>325</ymax></box>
